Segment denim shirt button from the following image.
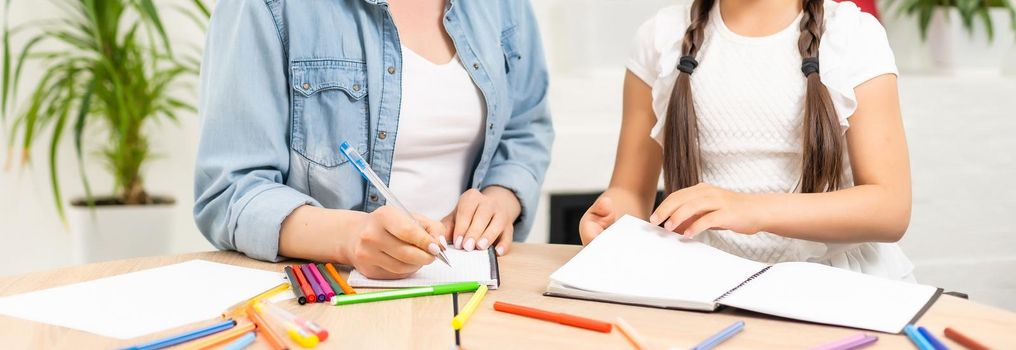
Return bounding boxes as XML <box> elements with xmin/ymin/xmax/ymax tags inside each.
<box><xmin>387</xmin><ymin>66</ymin><xmax>396</xmax><ymax>74</ymax></box>
<box><xmin>472</xmin><ymin>63</ymin><xmax>480</xmax><ymax>70</ymax></box>
<box><xmin>369</xmin><ymin>194</ymin><xmax>379</xmax><ymax>202</ymax></box>
<box><xmin>302</xmin><ymin>82</ymin><xmax>310</xmax><ymax>90</ymax></box>
<box><xmin>352</xmin><ymin>83</ymin><xmax>361</xmax><ymax>92</ymax></box>
<box><xmin>378</xmin><ymin>131</ymin><xmax>387</xmax><ymax>140</ymax></box>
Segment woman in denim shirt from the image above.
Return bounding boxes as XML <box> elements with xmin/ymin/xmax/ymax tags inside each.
<box><xmin>194</xmin><ymin>0</ymin><xmax>553</xmax><ymax>279</ymax></box>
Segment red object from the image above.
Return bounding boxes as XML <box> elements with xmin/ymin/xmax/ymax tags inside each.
<box><xmin>291</xmin><ymin>264</ymin><xmax>317</xmax><ymax>303</ymax></box>
<box><xmin>834</xmin><ymin>0</ymin><xmax>880</xmax><ymax>20</ymax></box>
<box><xmin>944</xmin><ymin>327</ymin><xmax>990</xmax><ymax>350</ymax></box>
<box><xmin>493</xmin><ymin>301</ymin><xmax>613</xmax><ymax>333</ymax></box>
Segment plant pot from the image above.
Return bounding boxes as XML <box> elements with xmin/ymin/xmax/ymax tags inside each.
<box><xmin>68</xmin><ymin>197</ymin><xmax>176</xmax><ymax>264</ymax></box>
<box><xmin>927</xmin><ymin>7</ymin><xmax>1015</xmax><ymax>74</ymax></box>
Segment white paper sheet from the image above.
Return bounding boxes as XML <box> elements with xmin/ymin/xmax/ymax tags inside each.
<box><xmin>346</xmin><ymin>248</ymin><xmax>497</xmax><ymax>289</ymax></box>
<box><xmin>0</xmin><ymin>260</ymin><xmax>286</xmax><ymax>339</ymax></box>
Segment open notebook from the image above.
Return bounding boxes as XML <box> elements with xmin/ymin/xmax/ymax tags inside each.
<box><xmin>546</xmin><ymin>216</ymin><xmax>941</xmax><ymax>334</ymax></box>
<box><xmin>347</xmin><ymin>247</ymin><xmax>499</xmax><ymax>289</ymax></box>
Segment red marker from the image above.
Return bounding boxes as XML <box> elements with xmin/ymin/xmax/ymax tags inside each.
<box><xmin>493</xmin><ymin>301</ymin><xmax>612</xmax><ymax>333</ymax></box>
<box><xmin>291</xmin><ymin>264</ymin><xmax>317</xmax><ymax>303</ymax></box>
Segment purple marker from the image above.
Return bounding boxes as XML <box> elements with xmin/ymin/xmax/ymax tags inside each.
<box><xmin>301</xmin><ymin>264</ymin><xmax>326</xmax><ymax>302</ymax></box>
<box><xmin>308</xmin><ymin>263</ymin><xmax>336</xmax><ymax>300</ymax></box>
<box><xmin>810</xmin><ymin>334</ymin><xmax>878</xmax><ymax>350</ymax></box>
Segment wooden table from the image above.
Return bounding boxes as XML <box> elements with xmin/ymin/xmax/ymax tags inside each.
<box><xmin>1</xmin><ymin>243</ymin><xmax>1014</xmax><ymax>349</ymax></box>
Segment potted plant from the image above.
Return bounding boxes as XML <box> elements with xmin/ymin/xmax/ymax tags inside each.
<box><xmin>888</xmin><ymin>0</ymin><xmax>1016</xmax><ymax>73</ymax></box>
<box><xmin>2</xmin><ymin>0</ymin><xmax>209</xmax><ymax>263</ymax></box>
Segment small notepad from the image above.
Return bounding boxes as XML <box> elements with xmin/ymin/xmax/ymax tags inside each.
<box><xmin>347</xmin><ymin>248</ymin><xmax>499</xmax><ymax>289</ymax></box>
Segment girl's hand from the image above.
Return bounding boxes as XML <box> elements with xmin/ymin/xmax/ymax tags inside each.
<box><xmin>649</xmin><ymin>183</ymin><xmax>768</xmax><ymax>237</ymax></box>
<box><xmin>442</xmin><ymin>187</ymin><xmax>521</xmax><ymax>256</ymax></box>
<box><xmin>344</xmin><ymin>207</ymin><xmax>446</xmax><ymax>279</ymax></box>
<box><xmin>579</xmin><ymin>196</ymin><xmax>618</xmax><ymax>245</ymax></box>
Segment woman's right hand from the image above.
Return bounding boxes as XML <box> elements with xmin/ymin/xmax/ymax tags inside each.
<box><xmin>578</xmin><ymin>196</ymin><xmax>618</xmax><ymax>245</ymax></box>
<box><xmin>343</xmin><ymin>206</ymin><xmax>447</xmax><ymax>279</ymax></box>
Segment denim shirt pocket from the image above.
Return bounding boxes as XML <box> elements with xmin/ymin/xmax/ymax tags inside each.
<box><xmin>500</xmin><ymin>25</ymin><xmax>522</xmax><ymax>74</ymax></box>
<box><xmin>290</xmin><ymin>59</ymin><xmax>369</xmax><ymax>168</ymax></box>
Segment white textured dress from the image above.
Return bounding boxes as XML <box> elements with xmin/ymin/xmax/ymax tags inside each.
<box><xmin>626</xmin><ymin>1</ymin><xmax>916</xmax><ymax>281</ymax></box>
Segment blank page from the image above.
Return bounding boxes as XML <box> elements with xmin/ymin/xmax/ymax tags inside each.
<box><xmin>719</xmin><ymin>261</ymin><xmax>939</xmax><ymax>333</ymax></box>
<box><xmin>0</xmin><ymin>260</ymin><xmax>286</xmax><ymax>339</ymax></box>
<box><xmin>347</xmin><ymin>248</ymin><xmax>497</xmax><ymax>289</ymax></box>
<box><xmin>549</xmin><ymin>215</ymin><xmax>767</xmax><ymax>306</ymax></box>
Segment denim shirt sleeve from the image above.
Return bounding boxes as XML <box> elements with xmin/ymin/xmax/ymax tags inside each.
<box><xmin>479</xmin><ymin>1</ymin><xmax>554</xmax><ymax>240</ymax></box>
<box><xmin>193</xmin><ymin>0</ymin><xmax>319</xmax><ymax>262</ymax></box>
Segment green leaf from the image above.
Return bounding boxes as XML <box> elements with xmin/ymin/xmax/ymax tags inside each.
<box><xmin>74</xmin><ymin>79</ymin><xmax>96</xmax><ymax>207</ymax></box>
<box><xmin>48</xmin><ymin>79</ymin><xmax>75</xmax><ymax>223</ymax></box>
<box><xmin>978</xmin><ymin>7</ymin><xmax>994</xmax><ymax>42</ymax></box>
<box><xmin>134</xmin><ymin>0</ymin><xmax>172</xmax><ymax>56</ymax></box>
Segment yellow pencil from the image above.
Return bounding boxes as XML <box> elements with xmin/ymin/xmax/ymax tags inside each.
<box><xmin>451</xmin><ymin>284</ymin><xmax>488</xmax><ymax>330</ymax></box>
<box><xmin>178</xmin><ymin>321</ymin><xmax>256</xmax><ymax>350</ymax></box>
<box><xmin>616</xmin><ymin>317</ymin><xmax>648</xmax><ymax>350</ymax></box>
<box><xmin>221</xmin><ymin>282</ymin><xmax>290</xmax><ymax>319</ymax></box>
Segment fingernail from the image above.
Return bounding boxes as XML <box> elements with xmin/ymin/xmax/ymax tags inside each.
<box><xmin>477</xmin><ymin>238</ymin><xmax>489</xmax><ymax>250</ymax></box>
<box><xmin>664</xmin><ymin>220</ymin><xmax>675</xmax><ymax>231</ymax></box>
<box><xmin>427</xmin><ymin>243</ymin><xmax>442</xmax><ymax>256</ymax></box>
<box><xmin>454</xmin><ymin>235</ymin><xmax>463</xmax><ymax>249</ymax></box>
<box><xmin>649</xmin><ymin>214</ymin><xmax>659</xmax><ymax>224</ymax></box>
<box><xmin>440</xmin><ymin>238</ymin><xmax>448</xmax><ymax>248</ymax></box>
<box><xmin>496</xmin><ymin>246</ymin><xmax>505</xmax><ymax>256</ymax></box>
<box><xmin>464</xmin><ymin>238</ymin><xmax>475</xmax><ymax>251</ymax></box>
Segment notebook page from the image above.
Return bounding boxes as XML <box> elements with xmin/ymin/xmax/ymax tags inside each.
<box><xmin>719</xmin><ymin>261</ymin><xmax>939</xmax><ymax>333</ymax></box>
<box><xmin>0</xmin><ymin>260</ymin><xmax>286</xmax><ymax>339</ymax></box>
<box><xmin>347</xmin><ymin>248</ymin><xmax>497</xmax><ymax>288</ymax></box>
<box><xmin>549</xmin><ymin>215</ymin><xmax>767</xmax><ymax>305</ymax></box>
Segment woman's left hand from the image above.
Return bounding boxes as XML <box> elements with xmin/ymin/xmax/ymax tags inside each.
<box><xmin>442</xmin><ymin>186</ymin><xmax>521</xmax><ymax>256</ymax></box>
<box><xmin>649</xmin><ymin>183</ymin><xmax>769</xmax><ymax>237</ymax></box>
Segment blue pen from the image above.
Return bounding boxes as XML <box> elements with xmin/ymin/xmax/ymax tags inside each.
<box><xmin>221</xmin><ymin>332</ymin><xmax>257</xmax><ymax>350</ymax></box>
<box><xmin>121</xmin><ymin>319</ymin><xmax>236</xmax><ymax>350</ymax></box>
<box><xmin>692</xmin><ymin>320</ymin><xmax>745</xmax><ymax>350</ymax></box>
<box><xmin>917</xmin><ymin>326</ymin><xmax>950</xmax><ymax>350</ymax></box>
<box><xmin>904</xmin><ymin>325</ymin><xmax>935</xmax><ymax>350</ymax></box>
<box><xmin>340</xmin><ymin>141</ymin><xmax>452</xmax><ymax>267</ymax></box>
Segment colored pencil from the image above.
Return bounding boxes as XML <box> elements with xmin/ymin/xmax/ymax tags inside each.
<box><xmin>904</xmin><ymin>325</ymin><xmax>935</xmax><ymax>350</ymax></box>
<box><xmin>291</xmin><ymin>264</ymin><xmax>317</xmax><ymax>303</ymax></box>
<box><xmin>692</xmin><ymin>321</ymin><xmax>744</xmax><ymax>350</ymax></box>
<box><xmin>220</xmin><ymin>332</ymin><xmax>256</xmax><ymax>350</ymax></box>
<box><xmin>123</xmin><ymin>319</ymin><xmax>237</xmax><ymax>350</ymax></box>
<box><xmin>246</xmin><ymin>305</ymin><xmax>288</xmax><ymax>350</ymax></box>
<box><xmin>452</xmin><ymin>284</ymin><xmax>488</xmax><ymax>330</ymax></box>
<box><xmin>325</xmin><ymin>263</ymin><xmax>357</xmax><ymax>295</ymax></box>
<box><xmin>615</xmin><ymin>317</ymin><xmax>648</xmax><ymax>350</ymax></box>
<box><xmin>301</xmin><ymin>264</ymin><xmax>326</xmax><ymax>302</ymax></box>
<box><xmin>944</xmin><ymin>327</ymin><xmax>989</xmax><ymax>350</ymax></box>
<box><xmin>316</xmin><ymin>263</ymin><xmax>343</xmax><ymax>295</ymax></box>
<box><xmin>917</xmin><ymin>327</ymin><xmax>949</xmax><ymax>350</ymax></box>
<box><xmin>179</xmin><ymin>322</ymin><xmax>256</xmax><ymax>350</ymax></box>
<box><xmin>307</xmin><ymin>263</ymin><xmax>335</xmax><ymax>300</ymax></box>
<box><xmin>810</xmin><ymin>334</ymin><xmax>878</xmax><ymax>350</ymax></box>
<box><xmin>492</xmin><ymin>301</ymin><xmax>612</xmax><ymax>333</ymax></box>
<box><xmin>222</xmin><ymin>282</ymin><xmax>290</xmax><ymax>318</ymax></box>
<box><xmin>255</xmin><ymin>302</ymin><xmax>322</xmax><ymax>347</ymax></box>
<box><xmin>284</xmin><ymin>266</ymin><xmax>307</xmax><ymax>305</ymax></box>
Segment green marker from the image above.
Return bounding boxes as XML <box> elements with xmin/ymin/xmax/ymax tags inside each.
<box><xmin>331</xmin><ymin>282</ymin><xmax>480</xmax><ymax>306</ymax></box>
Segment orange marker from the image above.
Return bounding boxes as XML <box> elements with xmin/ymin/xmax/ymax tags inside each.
<box><xmin>178</xmin><ymin>321</ymin><xmax>256</xmax><ymax>350</ymax></box>
<box><xmin>291</xmin><ymin>264</ymin><xmax>317</xmax><ymax>303</ymax></box>
<box><xmin>325</xmin><ymin>263</ymin><xmax>357</xmax><ymax>295</ymax></box>
<box><xmin>944</xmin><ymin>327</ymin><xmax>989</xmax><ymax>350</ymax></box>
<box><xmin>493</xmin><ymin>301</ymin><xmax>612</xmax><ymax>333</ymax></box>
<box><xmin>247</xmin><ymin>305</ymin><xmax>289</xmax><ymax>350</ymax></box>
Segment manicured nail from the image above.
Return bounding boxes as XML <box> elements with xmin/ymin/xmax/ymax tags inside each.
<box><xmin>464</xmin><ymin>238</ymin><xmax>476</xmax><ymax>251</ymax></box>
<box><xmin>649</xmin><ymin>214</ymin><xmax>659</xmax><ymax>224</ymax></box>
<box><xmin>454</xmin><ymin>235</ymin><xmax>463</xmax><ymax>249</ymax></box>
<box><xmin>440</xmin><ymin>238</ymin><xmax>448</xmax><ymax>248</ymax></box>
<box><xmin>477</xmin><ymin>238</ymin><xmax>489</xmax><ymax>250</ymax></box>
<box><xmin>664</xmin><ymin>220</ymin><xmax>675</xmax><ymax>231</ymax></box>
<box><xmin>496</xmin><ymin>246</ymin><xmax>505</xmax><ymax>256</ymax></box>
<box><xmin>427</xmin><ymin>243</ymin><xmax>442</xmax><ymax>256</ymax></box>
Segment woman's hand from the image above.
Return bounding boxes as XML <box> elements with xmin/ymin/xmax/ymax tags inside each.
<box><xmin>579</xmin><ymin>196</ymin><xmax>619</xmax><ymax>245</ymax></box>
<box><xmin>343</xmin><ymin>206</ymin><xmax>447</xmax><ymax>279</ymax></box>
<box><xmin>650</xmin><ymin>183</ymin><xmax>768</xmax><ymax>237</ymax></box>
<box><xmin>442</xmin><ymin>187</ymin><xmax>521</xmax><ymax>256</ymax></box>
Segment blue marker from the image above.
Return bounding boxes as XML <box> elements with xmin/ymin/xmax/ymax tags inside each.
<box><xmin>904</xmin><ymin>325</ymin><xmax>936</xmax><ymax>350</ymax></box>
<box><xmin>917</xmin><ymin>326</ymin><xmax>950</xmax><ymax>350</ymax></box>
<box><xmin>339</xmin><ymin>141</ymin><xmax>452</xmax><ymax>266</ymax></box>
<box><xmin>692</xmin><ymin>320</ymin><xmax>745</xmax><ymax>350</ymax></box>
<box><xmin>221</xmin><ymin>332</ymin><xmax>257</xmax><ymax>350</ymax></box>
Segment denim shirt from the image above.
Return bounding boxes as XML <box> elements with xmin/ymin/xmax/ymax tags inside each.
<box><xmin>194</xmin><ymin>0</ymin><xmax>553</xmax><ymax>262</ymax></box>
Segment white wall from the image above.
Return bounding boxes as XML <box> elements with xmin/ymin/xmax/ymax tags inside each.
<box><xmin>2</xmin><ymin>1</ymin><xmax>1014</xmax><ymax>312</ymax></box>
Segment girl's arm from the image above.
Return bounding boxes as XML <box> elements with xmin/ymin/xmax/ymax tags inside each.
<box><xmin>652</xmin><ymin>74</ymin><xmax>911</xmax><ymax>243</ymax></box>
<box><xmin>578</xmin><ymin>71</ymin><xmax>663</xmax><ymax>244</ymax></box>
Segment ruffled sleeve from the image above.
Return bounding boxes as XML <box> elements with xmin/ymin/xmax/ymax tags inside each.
<box><xmin>624</xmin><ymin>5</ymin><xmax>691</xmax><ymax>145</ymax></box>
<box><xmin>819</xmin><ymin>1</ymin><xmax>899</xmax><ymax>132</ymax></box>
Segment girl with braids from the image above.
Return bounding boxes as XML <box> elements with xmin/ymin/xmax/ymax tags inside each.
<box><xmin>579</xmin><ymin>0</ymin><xmax>915</xmax><ymax>281</ymax></box>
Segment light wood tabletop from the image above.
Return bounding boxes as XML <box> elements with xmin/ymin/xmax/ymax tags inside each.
<box><xmin>0</xmin><ymin>243</ymin><xmax>1014</xmax><ymax>349</ymax></box>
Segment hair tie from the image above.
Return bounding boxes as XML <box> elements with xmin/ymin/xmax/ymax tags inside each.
<box><xmin>677</xmin><ymin>56</ymin><xmax>698</xmax><ymax>75</ymax></box>
<box><xmin>801</xmin><ymin>57</ymin><xmax>820</xmax><ymax>76</ymax></box>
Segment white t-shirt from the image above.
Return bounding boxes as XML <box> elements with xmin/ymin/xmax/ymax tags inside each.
<box><xmin>627</xmin><ymin>0</ymin><xmax>915</xmax><ymax>281</ymax></box>
<box><xmin>389</xmin><ymin>47</ymin><xmax>486</xmax><ymax>220</ymax></box>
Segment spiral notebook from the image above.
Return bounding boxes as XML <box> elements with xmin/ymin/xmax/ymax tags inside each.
<box><xmin>347</xmin><ymin>247</ymin><xmax>500</xmax><ymax>289</ymax></box>
<box><xmin>545</xmin><ymin>215</ymin><xmax>942</xmax><ymax>334</ymax></box>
